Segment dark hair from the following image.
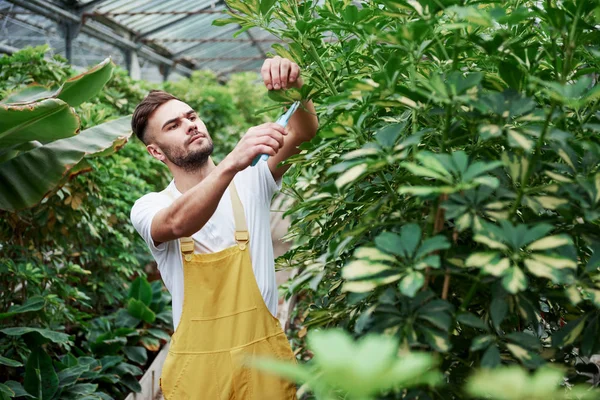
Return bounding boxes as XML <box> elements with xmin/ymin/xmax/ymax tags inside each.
<box><xmin>131</xmin><ymin>90</ymin><xmax>181</xmax><ymax>144</ymax></box>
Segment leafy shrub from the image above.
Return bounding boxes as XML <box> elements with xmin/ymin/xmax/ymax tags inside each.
<box><xmin>218</xmin><ymin>0</ymin><xmax>600</xmax><ymax>397</ymax></box>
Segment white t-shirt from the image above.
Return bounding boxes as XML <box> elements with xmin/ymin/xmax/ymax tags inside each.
<box><xmin>130</xmin><ymin>160</ymin><xmax>282</xmax><ymax>331</ymax></box>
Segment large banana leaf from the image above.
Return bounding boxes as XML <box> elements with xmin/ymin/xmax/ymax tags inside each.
<box><xmin>0</xmin><ymin>116</ymin><xmax>132</xmax><ymax>212</ymax></box>
<box><xmin>0</xmin><ymin>58</ymin><xmax>114</xmax><ymax>107</ymax></box>
<box><xmin>0</xmin><ymin>99</ymin><xmax>80</xmax><ymax>147</ymax></box>
<box><xmin>0</xmin><ymin>85</ymin><xmax>59</xmax><ymax>104</ymax></box>
<box><xmin>56</xmin><ymin>58</ymin><xmax>114</xmax><ymax>107</ymax></box>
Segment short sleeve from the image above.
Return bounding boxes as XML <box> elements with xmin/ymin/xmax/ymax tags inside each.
<box><xmin>130</xmin><ymin>193</ymin><xmax>171</xmax><ymax>255</ymax></box>
<box><xmin>256</xmin><ymin>158</ymin><xmax>282</xmax><ymax>204</ymax></box>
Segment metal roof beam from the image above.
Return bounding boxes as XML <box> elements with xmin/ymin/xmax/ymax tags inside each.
<box><xmin>0</xmin><ymin>42</ymin><xmax>18</xmax><ymax>54</ymax></box>
<box><xmin>144</xmin><ymin>38</ymin><xmax>280</xmax><ymax>43</ymax></box>
<box><xmin>136</xmin><ymin>1</ymin><xmax>225</xmax><ymax>40</ymax></box>
<box><xmin>77</xmin><ymin>0</ymin><xmax>115</xmax><ymax>12</ymax></box>
<box><xmin>6</xmin><ymin>0</ymin><xmax>193</xmax><ymax>77</ymax></box>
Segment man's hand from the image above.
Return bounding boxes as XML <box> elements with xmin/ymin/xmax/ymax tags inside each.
<box><xmin>223</xmin><ymin>123</ymin><xmax>288</xmax><ymax>172</ymax></box>
<box><xmin>261</xmin><ymin>56</ymin><xmax>303</xmax><ymax>90</ymax></box>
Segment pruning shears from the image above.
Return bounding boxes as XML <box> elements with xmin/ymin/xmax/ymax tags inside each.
<box><xmin>251</xmin><ymin>101</ymin><xmax>301</xmax><ymax>166</ymax></box>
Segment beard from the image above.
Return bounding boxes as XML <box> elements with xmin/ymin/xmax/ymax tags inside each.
<box><xmin>162</xmin><ymin>135</ymin><xmax>214</xmax><ymax>172</ymax></box>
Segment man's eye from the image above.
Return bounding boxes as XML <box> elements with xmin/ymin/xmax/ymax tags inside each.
<box><xmin>189</xmin><ymin>115</ymin><xmax>196</xmax><ymax>121</ymax></box>
<box><xmin>169</xmin><ymin>123</ymin><xmax>179</xmax><ymax>130</ymax></box>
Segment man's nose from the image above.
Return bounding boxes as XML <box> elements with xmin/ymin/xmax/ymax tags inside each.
<box><xmin>183</xmin><ymin>118</ymin><xmax>196</xmax><ymax>134</ymax></box>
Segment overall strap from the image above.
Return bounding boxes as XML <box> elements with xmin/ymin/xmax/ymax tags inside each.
<box><xmin>229</xmin><ymin>181</ymin><xmax>249</xmax><ymax>251</ymax></box>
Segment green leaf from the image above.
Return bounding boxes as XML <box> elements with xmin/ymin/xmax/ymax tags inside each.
<box><xmin>483</xmin><ymin>257</ymin><xmax>510</xmax><ymax>277</ymax></box>
<box><xmin>470</xmin><ymin>335</ymin><xmax>495</xmax><ymax>351</ymax></box>
<box><xmin>140</xmin><ymin>336</ymin><xmax>161</xmax><ymax>352</ymax></box>
<box><xmin>343</xmin><ymin>260</ymin><xmax>393</xmax><ymax>280</ymax></box>
<box><xmin>0</xmin><ymin>327</ymin><xmax>71</xmax><ymax>345</ymax></box>
<box><xmin>507</xmin><ymin>129</ymin><xmax>534</xmax><ymax>151</ymax></box>
<box><xmin>57</xmin><ymin>364</ymin><xmax>89</xmax><ymax>387</ymax></box>
<box><xmin>551</xmin><ymin>316</ymin><xmax>587</xmax><ymax>348</ymax></box>
<box><xmin>0</xmin><ymin>116</ymin><xmax>132</xmax><ymax>212</ymax></box>
<box><xmin>462</xmin><ymin>161</ymin><xmax>503</xmax><ymax>182</ymax></box>
<box><xmin>499</xmin><ymin>60</ymin><xmax>524</xmax><ymax>90</ymax></box>
<box><xmin>457</xmin><ymin>313</ymin><xmax>488</xmax><ymax>330</ymax></box>
<box><xmin>505</xmin><ymin>343</ymin><xmax>544</xmax><ymax>368</ymax></box>
<box><xmin>63</xmin><ymin>383</ymin><xmax>98</xmax><ymax>396</ymax></box>
<box><xmin>415</xmin><ymin>236</ymin><xmax>451</xmax><ymax>259</ymax></box>
<box><xmin>335</xmin><ymin>164</ymin><xmax>368</xmax><ymax>188</ymax></box>
<box><xmin>24</xmin><ymin>348</ymin><xmax>58</xmax><ymax>400</ymax></box>
<box><xmin>122</xmin><ymin>346</ymin><xmax>147</xmax><ymax>365</ymax></box>
<box><xmin>0</xmin><ymin>383</ymin><xmax>14</xmax><ymax>398</ymax></box>
<box><xmin>1</xmin><ymin>84</ymin><xmax>58</xmax><ymax>104</ymax></box>
<box><xmin>400</xmin><ymin>224</ymin><xmax>422</xmax><ymax>257</ymax></box>
<box><xmin>466</xmin><ymin>252</ymin><xmax>498</xmax><ymax>268</ymax></box>
<box><xmin>420</xmin><ymin>326</ymin><xmax>451</xmax><ymax>352</ymax></box>
<box><xmin>480</xmin><ymin>345</ymin><xmax>501</xmax><ymax>368</ymax></box>
<box><xmin>526</xmin><ymin>235</ymin><xmax>572</xmax><ymax>251</ymax></box>
<box><xmin>354</xmin><ymin>247</ymin><xmax>396</xmax><ymax>262</ymax></box>
<box><xmin>4</xmin><ymin>381</ymin><xmax>34</xmax><ymax>398</ymax></box>
<box><xmin>375</xmin><ymin>123</ymin><xmax>405</xmax><ymax>148</ymax></box>
<box><xmin>260</xmin><ymin>0</ymin><xmax>277</xmax><ymax>15</ymax></box>
<box><xmin>120</xmin><ymin>374</ymin><xmax>142</xmax><ymax>393</ymax></box>
<box><xmin>398</xmin><ymin>271</ymin><xmax>425</xmax><ymax>298</ymax></box>
<box><xmin>56</xmin><ymin>58</ymin><xmax>114</xmax><ymax>107</ymax></box>
<box><xmin>128</xmin><ymin>277</ymin><xmax>152</xmax><ymax>306</ymax></box>
<box><xmin>403</xmin><ymin>162</ymin><xmax>453</xmax><ymax>182</ymax></box>
<box><xmin>0</xmin><ymin>355</ymin><xmax>23</xmax><ymax>367</ymax></box>
<box><xmin>0</xmin><ymin>295</ymin><xmax>45</xmax><ymax>320</ymax></box>
<box><xmin>490</xmin><ymin>297</ymin><xmax>508</xmax><ymax>329</ymax></box>
<box><xmin>473</xmin><ymin>234</ymin><xmax>508</xmax><ymax>250</ymax></box>
<box><xmin>478</xmin><ymin>124</ymin><xmax>503</xmax><ymax>140</ymax></box>
<box><xmin>375</xmin><ymin>232</ymin><xmax>403</xmax><ymax>257</ymax></box>
<box><xmin>505</xmin><ymin>332</ymin><xmax>540</xmax><ymax>351</ymax></box>
<box><xmin>342</xmin><ymin>274</ymin><xmax>402</xmax><ymax>293</ymax></box>
<box><xmin>502</xmin><ymin>266</ymin><xmax>527</xmax><ymax>294</ymax></box>
<box><xmin>0</xmin><ymin>98</ymin><xmax>80</xmax><ymax>147</ymax></box>
<box><xmin>146</xmin><ymin>328</ymin><xmax>171</xmax><ymax>342</ymax></box>
<box><xmin>211</xmin><ymin>17</ymin><xmax>241</xmax><ymax>27</ymax></box>
<box><xmin>418</xmin><ymin>309</ymin><xmax>453</xmax><ymax>331</ymax></box>
<box><xmin>127</xmin><ymin>299</ymin><xmax>156</xmax><ymax>324</ymax></box>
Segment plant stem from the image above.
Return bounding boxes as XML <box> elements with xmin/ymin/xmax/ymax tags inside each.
<box><xmin>379</xmin><ymin>172</ymin><xmax>395</xmax><ymax>197</ymax></box>
<box><xmin>442</xmin><ymin>104</ymin><xmax>452</xmax><ymax>152</ymax></box>
<box><xmin>306</xmin><ymin>42</ymin><xmax>339</xmax><ymax>96</ymax></box>
<box><xmin>582</xmin><ymin>100</ymin><xmax>599</xmax><ymax>125</ymax></box>
<box><xmin>459</xmin><ymin>278</ymin><xmax>479</xmax><ymax>311</ymax></box>
<box><xmin>562</xmin><ymin>0</ymin><xmax>584</xmax><ymax>82</ymax></box>
<box><xmin>509</xmin><ymin>102</ymin><xmax>557</xmax><ymax>220</ymax></box>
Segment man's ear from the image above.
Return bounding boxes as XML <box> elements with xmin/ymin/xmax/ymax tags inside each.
<box><xmin>147</xmin><ymin>144</ymin><xmax>166</xmax><ymax>162</ymax></box>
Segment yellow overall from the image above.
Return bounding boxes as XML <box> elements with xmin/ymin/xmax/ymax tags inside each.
<box><xmin>159</xmin><ymin>182</ymin><xmax>297</xmax><ymax>399</ymax></box>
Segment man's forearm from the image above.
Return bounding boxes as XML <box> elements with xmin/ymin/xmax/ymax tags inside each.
<box><xmin>288</xmin><ymin>98</ymin><xmax>318</xmax><ymax>141</ymax></box>
<box><xmin>153</xmin><ymin>159</ymin><xmax>237</xmax><ymax>244</ymax></box>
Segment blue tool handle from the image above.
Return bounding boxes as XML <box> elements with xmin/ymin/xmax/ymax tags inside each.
<box><xmin>251</xmin><ymin>153</ymin><xmax>268</xmax><ymax>166</ymax></box>
<box><xmin>252</xmin><ymin>101</ymin><xmax>301</xmax><ymax>166</ymax></box>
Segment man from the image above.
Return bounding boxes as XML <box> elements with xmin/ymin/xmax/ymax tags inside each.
<box><xmin>130</xmin><ymin>56</ymin><xmax>318</xmax><ymax>399</ymax></box>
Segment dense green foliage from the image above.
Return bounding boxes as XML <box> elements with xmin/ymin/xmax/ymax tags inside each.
<box><xmin>218</xmin><ymin>0</ymin><xmax>600</xmax><ymax>398</ymax></box>
<box><xmin>0</xmin><ymin>46</ymin><xmax>173</xmax><ymax>399</ymax></box>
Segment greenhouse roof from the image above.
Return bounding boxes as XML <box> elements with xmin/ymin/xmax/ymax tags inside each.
<box><xmin>1</xmin><ymin>0</ymin><xmax>280</xmax><ymax>81</ymax></box>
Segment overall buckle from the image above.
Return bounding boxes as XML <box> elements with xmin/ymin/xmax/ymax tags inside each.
<box><xmin>235</xmin><ymin>231</ymin><xmax>249</xmax><ymax>250</ymax></box>
<box><xmin>180</xmin><ymin>238</ymin><xmax>194</xmax><ymax>261</ymax></box>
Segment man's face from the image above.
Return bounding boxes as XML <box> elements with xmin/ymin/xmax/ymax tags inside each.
<box><xmin>145</xmin><ymin>99</ymin><xmax>214</xmax><ymax>171</ymax></box>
